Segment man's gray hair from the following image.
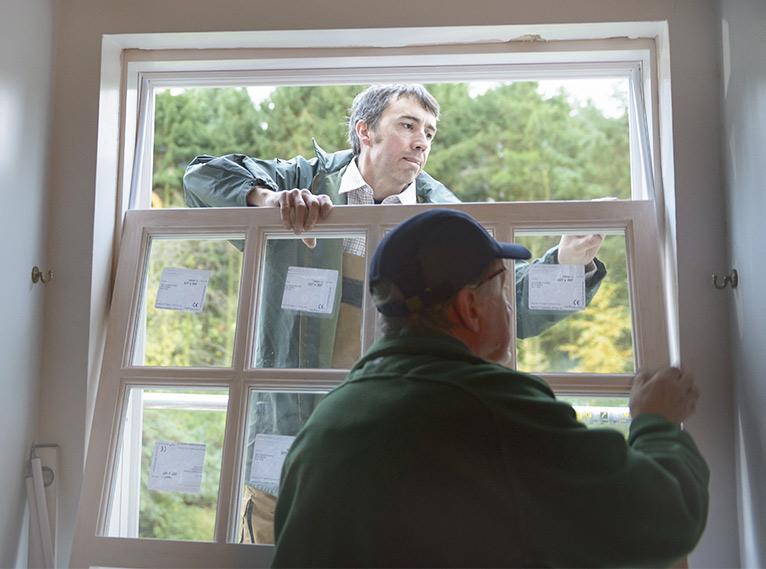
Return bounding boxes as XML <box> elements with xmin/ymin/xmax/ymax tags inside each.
<box><xmin>370</xmin><ymin>260</ymin><xmax>502</xmax><ymax>336</ymax></box>
<box><xmin>347</xmin><ymin>84</ymin><xmax>440</xmax><ymax>155</ymax></box>
<box><xmin>370</xmin><ymin>279</ymin><xmax>454</xmax><ymax>336</ymax></box>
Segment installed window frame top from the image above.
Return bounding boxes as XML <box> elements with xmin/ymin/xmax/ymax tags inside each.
<box><xmin>118</xmin><ymin>35</ymin><xmax>663</xmax><ymax>215</ymax></box>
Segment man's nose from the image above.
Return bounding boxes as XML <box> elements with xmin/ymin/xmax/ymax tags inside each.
<box><xmin>412</xmin><ymin>129</ymin><xmax>429</xmax><ymax>149</ymax></box>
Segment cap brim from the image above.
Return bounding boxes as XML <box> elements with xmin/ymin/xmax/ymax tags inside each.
<box><xmin>497</xmin><ymin>242</ymin><xmax>532</xmax><ymax>260</ymax></box>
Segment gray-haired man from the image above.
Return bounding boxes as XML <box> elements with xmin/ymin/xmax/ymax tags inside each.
<box><xmin>272</xmin><ymin>209</ymin><xmax>708</xmax><ymax>568</ymax></box>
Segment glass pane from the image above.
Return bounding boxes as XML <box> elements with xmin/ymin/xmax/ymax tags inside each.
<box><xmin>514</xmin><ymin>231</ymin><xmax>634</xmax><ymax>374</ymax></box>
<box><xmin>237</xmin><ymin>389</ymin><xmax>327</xmax><ymax>545</ymax></box>
<box><xmin>254</xmin><ymin>233</ymin><xmax>366</xmax><ymax>369</ymax></box>
<box><xmin>106</xmin><ymin>387</ymin><xmax>228</xmax><ymax>541</ymax></box>
<box><xmin>132</xmin><ymin>236</ymin><xmax>244</xmax><ymax>367</ymax></box>
<box><xmin>153</xmin><ymin>80</ymin><xmax>630</xmax><ymax>209</ymax></box>
<box><xmin>559</xmin><ymin>395</ymin><xmax>632</xmax><ymax>438</ymax></box>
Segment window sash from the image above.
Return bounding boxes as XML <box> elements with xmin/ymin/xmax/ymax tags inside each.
<box><xmin>72</xmin><ymin>201</ymin><xmax>668</xmax><ymax>568</ymax></box>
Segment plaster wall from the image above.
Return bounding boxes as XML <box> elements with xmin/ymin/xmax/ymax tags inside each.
<box><xmin>719</xmin><ymin>0</ymin><xmax>766</xmax><ymax>565</ymax></box>
<box><xmin>0</xmin><ymin>0</ymin><xmax>54</xmax><ymax>566</ymax></box>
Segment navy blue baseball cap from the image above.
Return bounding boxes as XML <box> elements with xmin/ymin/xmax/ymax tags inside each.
<box><xmin>369</xmin><ymin>209</ymin><xmax>531</xmax><ymax>317</ymax></box>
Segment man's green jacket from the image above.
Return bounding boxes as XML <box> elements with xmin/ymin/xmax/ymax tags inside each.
<box><xmin>272</xmin><ymin>329</ymin><xmax>710</xmax><ymax>568</ymax></box>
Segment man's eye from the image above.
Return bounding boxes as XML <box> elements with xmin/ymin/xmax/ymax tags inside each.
<box><xmin>402</xmin><ymin>123</ymin><xmax>412</xmax><ymax>129</ymax></box>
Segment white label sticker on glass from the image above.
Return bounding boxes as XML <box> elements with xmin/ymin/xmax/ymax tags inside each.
<box><xmin>528</xmin><ymin>264</ymin><xmax>586</xmax><ymax>311</ymax></box>
<box><xmin>147</xmin><ymin>441</ymin><xmax>206</xmax><ymax>493</ymax></box>
<box><xmin>281</xmin><ymin>266</ymin><xmax>338</xmax><ymax>315</ymax></box>
<box><xmin>155</xmin><ymin>267</ymin><xmax>211</xmax><ymax>313</ymax></box>
<box><xmin>249</xmin><ymin>434</ymin><xmax>296</xmax><ymax>488</ymax></box>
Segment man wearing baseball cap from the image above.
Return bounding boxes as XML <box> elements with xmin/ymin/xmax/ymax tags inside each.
<box><xmin>271</xmin><ymin>209</ymin><xmax>709</xmax><ymax>568</ymax></box>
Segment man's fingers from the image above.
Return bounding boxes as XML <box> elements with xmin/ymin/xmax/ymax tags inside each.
<box><xmin>631</xmin><ymin>369</ymin><xmax>650</xmax><ymax>388</ymax></box>
<box><xmin>657</xmin><ymin>366</ymin><xmax>683</xmax><ymax>384</ymax></box>
<box><xmin>275</xmin><ymin>189</ymin><xmax>333</xmax><ymax>235</ymax></box>
<box><xmin>575</xmin><ymin>234</ymin><xmax>604</xmax><ymax>244</ymax></box>
<box><xmin>677</xmin><ymin>371</ymin><xmax>694</xmax><ymax>393</ymax></box>
<box><xmin>557</xmin><ymin>233</ymin><xmax>605</xmax><ymax>265</ymax></box>
<box><xmin>318</xmin><ymin>195</ymin><xmax>333</xmax><ymax>220</ymax></box>
<box><xmin>630</xmin><ymin>366</ymin><xmax>700</xmax><ymax>423</ymax></box>
<box><xmin>276</xmin><ymin>191</ymin><xmax>296</xmax><ymax>230</ymax></box>
<box><xmin>292</xmin><ymin>190</ymin><xmax>313</xmax><ymax>233</ymax></box>
<box><xmin>581</xmin><ymin>234</ymin><xmax>605</xmax><ymax>254</ymax></box>
<box><xmin>302</xmin><ymin>192</ymin><xmax>333</xmax><ymax>231</ymax></box>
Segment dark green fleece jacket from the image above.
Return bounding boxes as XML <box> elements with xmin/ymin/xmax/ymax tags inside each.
<box><xmin>272</xmin><ymin>329</ymin><xmax>709</xmax><ymax>568</ymax></box>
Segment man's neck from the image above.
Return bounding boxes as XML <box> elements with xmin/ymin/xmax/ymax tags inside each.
<box><xmin>355</xmin><ymin>157</ymin><xmax>407</xmax><ymax>200</ymax></box>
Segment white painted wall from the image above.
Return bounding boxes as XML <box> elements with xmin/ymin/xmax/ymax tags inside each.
<box><xmin>719</xmin><ymin>0</ymin><xmax>766</xmax><ymax>566</ymax></box>
<box><xmin>0</xmin><ymin>0</ymin><xmax>54</xmax><ymax>567</ymax></box>
<box><xmin>33</xmin><ymin>0</ymin><xmax>741</xmax><ymax>567</ymax></box>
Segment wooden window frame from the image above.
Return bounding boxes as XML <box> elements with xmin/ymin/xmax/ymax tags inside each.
<box><xmin>72</xmin><ymin>200</ymin><xmax>668</xmax><ymax>568</ymax></box>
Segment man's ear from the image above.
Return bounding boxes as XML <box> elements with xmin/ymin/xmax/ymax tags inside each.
<box><xmin>451</xmin><ymin>288</ymin><xmax>482</xmax><ymax>333</ymax></box>
<box><xmin>356</xmin><ymin>120</ymin><xmax>372</xmax><ymax>148</ymax></box>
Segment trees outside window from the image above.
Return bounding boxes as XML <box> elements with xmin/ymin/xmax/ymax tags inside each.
<box><xmin>151</xmin><ymin>82</ymin><xmax>630</xmax><ymax>208</ymax></box>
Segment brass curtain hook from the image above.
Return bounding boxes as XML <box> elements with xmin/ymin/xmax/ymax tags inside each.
<box><xmin>31</xmin><ymin>266</ymin><xmax>53</xmax><ymax>284</ymax></box>
<box><xmin>712</xmin><ymin>269</ymin><xmax>737</xmax><ymax>290</ymax></box>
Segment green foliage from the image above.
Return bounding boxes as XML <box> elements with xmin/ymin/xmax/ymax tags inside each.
<box><xmin>425</xmin><ymin>81</ymin><xmax>630</xmax><ymax>202</ymax></box>
<box><xmin>557</xmin><ymin>281</ymin><xmax>634</xmax><ymax>373</ymax></box>
<box><xmin>254</xmin><ymin>85</ymin><xmax>362</xmax><ymax>158</ymax></box>
<box><xmin>135</xmin><ymin>236</ymin><xmax>241</xmax><ymax>540</ymax></box>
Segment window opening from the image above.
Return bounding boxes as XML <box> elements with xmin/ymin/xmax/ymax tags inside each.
<box><xmin>147</xmin><ymin>78</ymin><xmax>634</xmax><ymax>210</ymax></box>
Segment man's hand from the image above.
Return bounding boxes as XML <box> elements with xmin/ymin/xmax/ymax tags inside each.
<box><xmin>557</xmin><ymin>234</ymin><xmax>604</xmax><ymax>266</ymax></box>
<box><xmin>247</xmin><ymin>186</ymin><xmax>333</xmax><ymax>248</ymax></box>
<box><xmin>629</xmin><ymin>367</ymin><xmax>700</xmax><ymax>424</ymax></box>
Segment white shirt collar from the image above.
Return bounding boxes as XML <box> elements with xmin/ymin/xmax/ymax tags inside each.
<box><xmin>339</xmin><ymin>158</ymin><xmax>417</xmax><ymax>205</ymax></box>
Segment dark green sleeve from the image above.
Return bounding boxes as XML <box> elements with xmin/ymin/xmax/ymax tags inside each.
<box><xmin>504</xmin><ymin>404</ymin><xmax>710</xmax><ymax>568</ymax></box>
<box><xmin>183</xmin><ymin>153</ymin><xmax>322</xmax><ymax>208</ymax></box>
<box><xmin>626</xmin><ymin>414</ymin><xmax>711</xmax><ymax>549</ymax></box>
